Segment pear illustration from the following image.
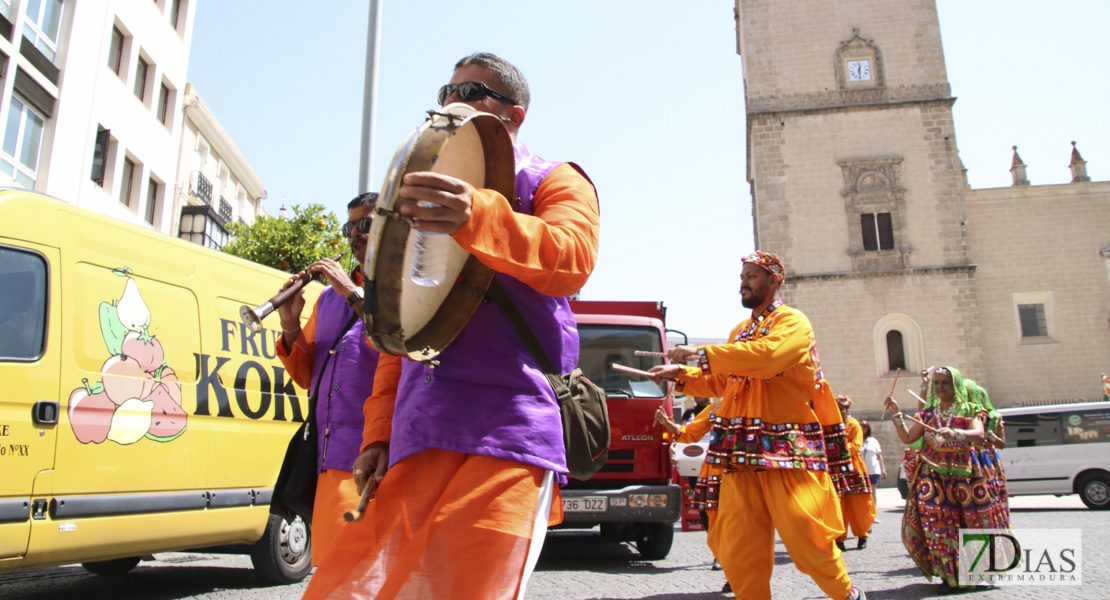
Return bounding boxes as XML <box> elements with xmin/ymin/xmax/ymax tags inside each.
<box><xmin>116</xmin><ymin>276</ymin><xmax>151</xmax><ymax>333</ymax></box>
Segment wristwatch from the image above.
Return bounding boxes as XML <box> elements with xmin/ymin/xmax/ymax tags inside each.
<box><xmin>347</xmin><ymin>287</ymin><xmax>364</xmax><ymax>309</ymax></box>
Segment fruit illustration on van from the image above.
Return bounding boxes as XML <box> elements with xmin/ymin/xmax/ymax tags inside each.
<box><xmin>67</xmin><ymin>267</ymin><xmax>187</xmax><ymax>445</ymax></box>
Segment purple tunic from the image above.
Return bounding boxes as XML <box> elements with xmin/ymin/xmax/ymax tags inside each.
<box><xmin>312</xmin><ymin>288</ymin><xmax>380</xmax><ymax>472</ymax></box>
<box><xmin>387</xmin><ymin>144</ymin><xmax>591</xmax><ymax>477</ymax></box>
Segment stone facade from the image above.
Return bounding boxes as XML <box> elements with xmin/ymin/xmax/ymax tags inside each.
<box><xmin>737</xmin><ymin>0</ymin><xmax>1110</xmax><ymax>412</ymax></box>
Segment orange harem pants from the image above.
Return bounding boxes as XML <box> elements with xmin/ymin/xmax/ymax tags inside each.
<box><xmin>312</xmin><ymin>469</ymin><xmax>363</xmax><ymax>567</ymax></box>
<box><xmin>303</xmin><ymin>448</ymin><xmax>558</xmax><ymax>600</ymax></box>
<box><xmin>837</xmin><ymin>492</ymin><xmax>876</xmax><ymax>542</ymax></box>
<box><xmin>710</xmin><ymin>468</ymin><xmax>853</xmax><ymax>600</ymax></box>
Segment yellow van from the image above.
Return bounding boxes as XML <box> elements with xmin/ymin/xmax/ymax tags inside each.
<box><xmin>0</xmin><ymin>189</ymin><xmax>322</xmax><ymax>582</ymax></box>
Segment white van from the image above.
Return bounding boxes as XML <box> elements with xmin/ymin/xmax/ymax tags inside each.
<box><xmin>998</xmin><ymin>401</ymin><xmax>1110</xmax><ymax>509</ymax></box>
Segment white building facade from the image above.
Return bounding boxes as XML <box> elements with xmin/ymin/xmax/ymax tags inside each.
<box><xmin>0</xmin><ymin>1</ymin><xmax>265</xmax><ymax>246</ymax></box>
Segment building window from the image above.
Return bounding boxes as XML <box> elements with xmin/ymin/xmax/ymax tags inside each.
<box><xmin>158</xmin><ymin>82</ymin><xmax>171</xmax><ymax>125</ymax></box>
<box><xmin>885</xmin><ymin>330</ymin><xmax>906</xmax><ymax>371</ymax></box>
<box><xmin>0</xmin><ymin>97</ymin><xmax>46</xmax><ymax>188</ymax></box>
<box><xmin>22</xmin><ymin>0</ymin><xmax>64</xmax><ymax>63</ymax></box>
<box><xmin>145</xmin><ymin>178</ymin><xmax>159</xmax><ymax>225</ymax></box>
<box><xmin>1018</xmin><ymin>304</ymin><xmax>1048</xmax><ymax>338</ymax></box>
<box><xmin>169</xmin><ymin>0</ymin><xmax>182</xmax><ymax>30</ymax></box>
<box><xmin>861</xmin><ymin>213</ymin><xmax>894</xmax><ymax>251</ymax></box>
<box><xmin>134</xmin><ymin>56</ymin><xmax>149</xmax><ymax>101</ymax></box>
<box><xmin>91</xmin><ymin>127</ymin><xmax>110</xmax><ymax>186</ymax></box>
<box><xmin>1012</xmin><ymin>291</ymin><xmax>1056</xmax><ymax>344</ymax></box>
<box><xmin>108</xmin><ymin>26</ymin><xmax>124</xmax><ymax>75</ymax></box>
<box><xmin>120</xmin><ymin>157</ymin><xmax>136</xmax><ymax>210</ymax></box>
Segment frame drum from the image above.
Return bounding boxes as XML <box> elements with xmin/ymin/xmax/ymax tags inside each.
<box><xmin>362</xmin><ymin>104</ymin><xmax>514</xmax><ymax>362</ymax></box>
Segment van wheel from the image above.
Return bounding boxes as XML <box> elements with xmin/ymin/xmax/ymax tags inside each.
<box><xmin>1079</xmin><ymin>474</ymin><xmax>1110</xmax><ymax>510</ymax></box>
<box><xmin>635</xmin><ymin>522</ymin><xmax>674</xmax><ymax>560</ymax></box>
<box><xmin>81</xmin><ymin>556</ymin><xmax>141</xmax><ymax>576</ymax></box>
<box><xmin>249</xmin><ymin>513</ymin><xmax>312</xmax><ymax>583</ymax></box>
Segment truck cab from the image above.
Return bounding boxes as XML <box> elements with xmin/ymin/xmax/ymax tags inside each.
<box><xmin>555</xmin><ymin>300</ymin><xmax>682</xmax><ymax>559</ymax></box>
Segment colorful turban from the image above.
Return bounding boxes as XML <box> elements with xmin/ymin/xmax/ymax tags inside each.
<box><xmin>836</xmin><ymin>394</ymin><xmax>852</xmax><ymax>409</ymax></box>
<box><xmin>741</xmin><ymin>251</ymin><xmax>785</xmax><ymax>284</ymax></box>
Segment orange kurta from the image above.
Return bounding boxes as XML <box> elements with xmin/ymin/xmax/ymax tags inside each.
<box><xmin>837</xmin><ymin>416</ymin><xmax>876</xmax><ymax>541</ymax></box>
<box><xmin>674</xmin><ymin>304</ymin><xmax>852</xmax><ymax>600</ymax></box>
<box><xmin>305</xmin><ymin>161</ymin><xmax>599</xmax><ymax>599</ymax></box>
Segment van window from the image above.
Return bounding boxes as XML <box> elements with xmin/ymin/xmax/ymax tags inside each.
<box><xmin>0</xmin><ymin>246</ymin><xmax>47</xmax><ymax>360</ymax></box>
<box><xmin>1005</xmin><ymin>412</ymin><xmax>1064</xmax><ymax>448</ymax></box>
<box><xmin>1063</xmin><ymin>408</ymin><xmax>1110</xmax><ymax>445</ymax></box>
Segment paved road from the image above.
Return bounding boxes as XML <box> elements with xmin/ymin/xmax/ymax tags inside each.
<box><xmin>0</xmin><ymin>490</ymin><xmax>1103</xmax><ymax>600</ymax></box>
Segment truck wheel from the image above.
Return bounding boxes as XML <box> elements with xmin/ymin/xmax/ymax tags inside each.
<box><xmin>249</xmin><ymin>513</ymin><xmax>312</xmax><ymax>583</ymax></box>
<box><xmin>81</xmin><ymin>556</ymin><xmax>141</xmax><ymax>576</ymax></box>
<box><xmin>635</xmin><ymin>522</ymin><xmax>674</xmax><ymax>560</ymax></box>
<box><xmin>1078</xmin><ymin>473</ymin><xmax>1110</xmax><ymax>510</ymax></box>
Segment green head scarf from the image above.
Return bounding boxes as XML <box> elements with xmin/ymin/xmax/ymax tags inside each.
<box><xmin>964</xmin><ymin>378</ymin><xmax>1001</xmax><ymax>432</ymax></box>
<box><xmin>925</xmin><ymin>366</ymin><xmax>970</xmax><ymax>409</ymax></box>
<box><xmin>906</xmin><ymin>366</ymin><xmax>974</xmax><ymax>450</ymax></box>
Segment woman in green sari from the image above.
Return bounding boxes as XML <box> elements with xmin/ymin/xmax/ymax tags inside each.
<box><xmin>884</xmin><ymin>366</ymin><xmax>1007</xmax><ymax>588</ymax></box>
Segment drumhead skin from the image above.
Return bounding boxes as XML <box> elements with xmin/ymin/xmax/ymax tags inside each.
<box><xmin>362</xmin><ymin>103</ymin><xmax>514</xmax><ymax>362</ymax></box>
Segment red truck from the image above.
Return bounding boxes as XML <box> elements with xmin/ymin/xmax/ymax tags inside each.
<box><xmin>554</xmin><ymin>300</ymin><xmax>683</xmax><ymax>559</ymax></box>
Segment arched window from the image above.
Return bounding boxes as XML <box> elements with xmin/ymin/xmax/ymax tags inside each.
<box><xmin>886</xmin><ymin>330</ymin><xmax>906</xmax><ymax>371</ymax></box>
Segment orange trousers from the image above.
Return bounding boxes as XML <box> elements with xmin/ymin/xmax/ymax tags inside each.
<box><xmin>836</xmin><ymin>492</ymin><xmax>876</xmax><ymax>541</ymax></box>
<box><xmin>711</xmin><ymin>468</ymin><xmax>853</xmax><ymax>600</ymax></box>
<box><xmin>312</xmin><ymin>469</ymin><xmax>362</xmax><ymax>567</ymax></box>
<box><xmin>303</xmin><ymin>449</ymin><xmax>556</xmax><ymax>600</ymax></box>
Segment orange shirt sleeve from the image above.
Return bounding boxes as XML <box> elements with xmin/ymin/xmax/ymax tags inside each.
<box><xmin>846</xmin><ymin>418</ymin><xmax>863</xmax><ymax>454</ymax></box>
<box><xmin>361</xmin><ymin>353</ymin><xmax>403</xmax><ymax>451</ymax></box>
<box><xmin>700</xmin><ymin>311</ymin><xmax>812</xmax><ymax>380</ymax></box>
<box><xmin>677</xmin><ymin>404</ymin><xmax>715</xmax><ymax>444</ymax></box>
<box><xmin>274</xmin><ymin>296</ymin><xmax>321</xmax><ymax>390</ymax></box>
<box><xmin>451</xmin><ymin>163</ymin><xmax>600</xmax><ymax>297</ymax></box>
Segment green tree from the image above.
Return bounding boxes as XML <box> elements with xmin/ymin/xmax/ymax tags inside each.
<box><xmin>221</xmin><ymin>203</ymin><xmax>346</xmax><ymax>274</ymax></box>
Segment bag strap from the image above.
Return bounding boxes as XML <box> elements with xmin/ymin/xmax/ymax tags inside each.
<box><xmin>487</xmin><ymin>278</ymin><xmax>571</xmax><ymax>401</ymax></box>
<box><xmin>308</xmin><ymin>312</ymin><xmax>360</xmax><ymax>414</ymax></box>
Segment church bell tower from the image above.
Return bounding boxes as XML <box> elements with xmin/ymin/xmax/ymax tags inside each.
<box><xmin>735</xmin><ymin>0</ymin><xmax>984</xmax><ymax>409</ymax></box>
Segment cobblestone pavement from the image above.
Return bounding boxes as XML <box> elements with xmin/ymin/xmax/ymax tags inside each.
<box><xmin>528</xmin><ymin>489</ymin><xmax>1105</xmax><ymax>600</ymax></box>
<box><xmin>0</xmin><ymin>490</ymin><xmax>1103</xmax><ymax>600</ymax></box>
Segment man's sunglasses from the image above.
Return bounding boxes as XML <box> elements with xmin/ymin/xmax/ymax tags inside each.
<box><xmin>342</xmin><ymin>218</ymin><xmax>372</xmax><ymax>237</ymax></box>
<box><xmin>437</xmin><ymin>81</ymin><xmax>518</xmax><ymax>107</ymax></box>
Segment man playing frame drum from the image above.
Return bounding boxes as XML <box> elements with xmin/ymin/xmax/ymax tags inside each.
<box><xmin>303</xmin><ymin>52</ymin><xmax>600</xmax><ymax>600</ymax></box>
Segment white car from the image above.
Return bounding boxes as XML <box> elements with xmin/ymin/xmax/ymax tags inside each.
<box><xmin>672</xmin><ymin>433</ymin><xmax>711</xmax><ymax>478</ymax></box>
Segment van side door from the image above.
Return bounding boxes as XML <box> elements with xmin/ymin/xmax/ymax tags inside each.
<box><xmin>0</xmin><ymin>244</ymin><xmax>59</xmax><ymax>564</ymax></box>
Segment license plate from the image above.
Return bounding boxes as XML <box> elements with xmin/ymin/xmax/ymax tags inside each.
<box><xmin>562</xmin><ymin>496</ymin><xmax>607</xmax><ymax>513</ymax></box>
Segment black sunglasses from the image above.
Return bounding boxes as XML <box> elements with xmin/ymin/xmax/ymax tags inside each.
<box><xmin>437</xmin><ymin>81</ymin><xmax>518</xmax><ymax>107</ymax></box>
<box><xmin>342</xmin><ymin>217</ymin><xmax>372</xmax><ymax>237</ymax></box>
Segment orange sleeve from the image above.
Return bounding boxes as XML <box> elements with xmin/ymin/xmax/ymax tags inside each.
<box><xmin>674</xmin><ymin>365</ymin><xmax>730</xmax><ymax>399</ymax></box>
<box><xmin>673</xmin><ymin>322</ymin><xmax>742</xmax><ymax>398</ymax></box>
<box><xmin>451</xmin><ymin>163</ymin><xmax>600</xmax><ymax>297</ymax></box>
<box><xmin>274</xmin><ymin>296</ymin><xmax>321</xmax><ymax>390</ymax></box>
<box><xmin>847</xmin><ymin>418</ymin><xmax>863</xmax><ymax>454</ymax></box>
<box><xmin>701</xmin><ymin>311</ymin><xmax>812</xmax><ymax>380</ymax></box>
<box><xmin>677</xmin><ymin>404</ymin><xmax>715</xmax><ymax>443</ymax></box>
<box><xmin>361</xmin><ymin>353</ymin><xmax>403</xmax><ymax>451</ymax></box>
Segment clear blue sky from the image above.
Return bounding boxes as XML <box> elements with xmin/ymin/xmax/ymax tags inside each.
<box><xmin>188</xmin><ymin>1</ymin><xmax>1109</xmax><ymax>340</ymax></box>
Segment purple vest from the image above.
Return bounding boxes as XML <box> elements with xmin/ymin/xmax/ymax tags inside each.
<box><xmin>387</xmin><ymin>144</ymin><xmax>592</xmax><ymax>476</ymax></box>
<box><xmin>312</xmin><ymin>288</ymin><xmax>380</xmax><ymax>472</ymax></box>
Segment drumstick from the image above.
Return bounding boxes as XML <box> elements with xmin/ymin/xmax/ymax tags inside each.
<box><xmin>880</xmin><ymin>368</ymin><xmax>901</xmax><ymax>420</ymax></box>
<box><xmin>634</xmin><ymin>351</ymin><xmax>668</xmax><ymax>358</ymax></box>
<box><xmin>343</xmin><ymin>478</ymin><xmax>378</xmax><ymax>522</ymax></box>
<box><xmin>612</xmin><ymin>363</ymin><xmax>654</xmax><ymax>378</ymax></box>
<box><xmin>908</xmin><ymin>389</ymin><xmax>927</xmax><ymax>408</ymax></box>
<box><xmin>902</xmin><ymin>414</ymin><xmax>939</xmax><ymax>433</ymax></box>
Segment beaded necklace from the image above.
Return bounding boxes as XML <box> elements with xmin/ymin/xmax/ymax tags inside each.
<box><xmin>936</xmin><ymin>401</ymin><xmax>957</xmax><ymax>429</ymax></box>
<box><xmin>733</xmin><ymin>300</ymin><xmax>782</xmax><ymax>343</ymax></box>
